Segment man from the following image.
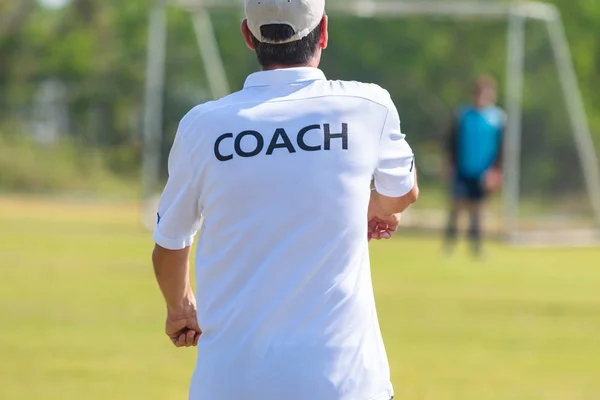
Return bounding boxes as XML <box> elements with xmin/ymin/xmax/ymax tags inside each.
<box><xmin>151</xmin><ymin>0</ymin><xmax>419</xmax><ymax>399</ymax></box>
<box><xmin>443</xmin><ymin>75</ymin><xmax>505</xmax><ymax>257</ymax></box>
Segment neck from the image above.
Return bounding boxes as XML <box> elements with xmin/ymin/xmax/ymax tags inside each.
<box><xmin>261</xmin><ymin>55</ymin><xmax>320</xmax><ymax>71</ymax></box>
<box><xmin>475</xmin><ymin>102</ymin><xmax>494</xmax><ymax>110</ymax></box>
<box><xmin>262</xmin><ymin>63</ymin><xmax>312</xmax><ymax>71</ymax></box>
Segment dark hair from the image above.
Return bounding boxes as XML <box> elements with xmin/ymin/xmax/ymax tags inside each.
<box><xmin>251</xmin><ymin>23</ymin><xmax>322</xmax><ymax>67</ymax></box>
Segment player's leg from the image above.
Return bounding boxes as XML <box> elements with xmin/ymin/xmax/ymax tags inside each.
<box><xmin>444</xmin><ymin>176</ymin><xmax>466</xmax><ymax>254</ymax></box>
<box><xmin>467</xmin><ymin>201</ymin><xmax>484</xmax><ymax>257</ymax></box>
<box><xmin>466</xmin><ymin>178</ymin><xmax>487</xmax><ymax>258</ymax></box>
<box><xmin>445</xmin><ymin>202</ymin><xmax>461</xmax><ymax>248</ymax></box>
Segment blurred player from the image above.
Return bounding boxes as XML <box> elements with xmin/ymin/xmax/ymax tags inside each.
<box><xmin>151</xmin><ymin>0</ymin><xmax>418</xmax><ymax>399</ymax></box>
<box><xmin>443</xmin><ymin>75</ymin><xmax>505</xmax><ymax>258</ymax></box>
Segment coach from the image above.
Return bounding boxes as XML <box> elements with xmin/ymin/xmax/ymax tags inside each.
<box><xmin>151</xmin><ymin>0</ymin><xmax>419</xmax><ymax>399</ymax></box>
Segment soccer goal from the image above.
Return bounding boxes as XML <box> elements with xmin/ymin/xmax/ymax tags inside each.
<box><xmin>142</xmin><ymin>0</ymin><xmax>600</xmax><ymax>247</ymax></box>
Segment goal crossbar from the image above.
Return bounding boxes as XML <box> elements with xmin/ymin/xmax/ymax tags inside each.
<box><xmin>142</xmin><ymin>1</ymin><xmax>600</xmax><ymax>244</ymax></box>
<box><xmin>172</xmin><ymin>1</ymin><xmax>557</xmax><ymax>20</ymax></box>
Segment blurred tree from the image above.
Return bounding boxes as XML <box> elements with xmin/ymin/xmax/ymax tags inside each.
<box><xmin>0</xmin><ymin>0</ymin><xmax>599</xmax><ymax>191</ymax></box>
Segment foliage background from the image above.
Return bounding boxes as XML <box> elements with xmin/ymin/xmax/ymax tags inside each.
<box><xmin>1</xmin><ymin>0</ymin><xmax>599</xmax><ymax>203</ymax></box>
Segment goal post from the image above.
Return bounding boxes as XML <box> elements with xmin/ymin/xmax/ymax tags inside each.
<box><xmin>141</xmin><ymin>0</ymin><xmax>231</xmax><ymax>229</ymax></box>
<box><xmin>504</xmin><ymin>10</ymin><xmax>526</xmax><ymax>240</ymax></box>
<box><xmin>142</xmin><ymin>0</ymin><xmax>600</xmax><ymax>246</ymax></box>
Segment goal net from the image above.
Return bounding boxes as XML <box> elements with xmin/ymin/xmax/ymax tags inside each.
<box><xmin>142</xmin><ymin>0</ymin><xmax>600</xmax><ymax>247</ymax></box>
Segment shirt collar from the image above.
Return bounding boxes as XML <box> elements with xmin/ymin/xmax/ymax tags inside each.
<box><xmin>243</xmin><ymin>67</ymin><xmax>327</xmax><ymax>89</ymax></box>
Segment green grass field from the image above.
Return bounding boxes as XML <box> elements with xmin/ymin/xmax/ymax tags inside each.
<box><xmin>1</xmin><ymin>197</ymin><xmax>599</xmax><ymax>400</ymax></box>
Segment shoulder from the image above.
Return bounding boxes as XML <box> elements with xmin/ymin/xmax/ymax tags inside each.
<box><xmin>493</xmin><ymin>106</ymin><xmax>508</xmax><ymax>124</ymax></box>
<box><xmin>177</xmin><ymin>90</ymin><xmax>247</xmax><ymax>138</ymax></box>
<box><xmin>180</xmin><ymin>92</ymin><xmax>243</xmax><ymax>127</ymax></box>
<box><xmin>455</xmin><ymin>105</ymin><xmax>472</xmax><ymax>120</ymax></box>
<box><xmin>485</xmin><ymin>106</ymin><xmax>507</xmax><ymax>127</ymax></box>
<box><xmin>324</xmin><ymin>80</ymin><xmax>395</xmax><ymax>109</ymax></box>
<box><xmin>178</xmin><ymin>102</ymin><xmax>216</xmax><ymax>132</ymax></box>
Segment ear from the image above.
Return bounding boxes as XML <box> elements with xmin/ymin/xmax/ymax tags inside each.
<box><xmin>319</xmin><ymin>15</ymin><xmax>329</xmax><ymax>50</ymax></box>
<box><xmin>241</xmin><ymin>19</ymin><xmax>256</xmax><ymax>50</ymax></box>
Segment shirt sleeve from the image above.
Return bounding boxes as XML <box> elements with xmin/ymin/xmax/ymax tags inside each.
<box><xmin>493</xmin><ymin>111</ymin><xmax>507</xmax><ymax>169</ymax></box>
<box><xmin>152</xmin><ymin>130</ymin><xmax>203</xmax><ymax>250</ymax></box>
<box><xmin>373</xmin><ymin>97</ymin><xmax>416</xmax><ymax>198</ymax></box>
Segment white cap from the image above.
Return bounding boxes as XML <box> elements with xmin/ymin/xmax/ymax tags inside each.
<box><xmin>245</xmin><ymin>0</ymin><xmax>325</xmax><ymax>44</ymax></box>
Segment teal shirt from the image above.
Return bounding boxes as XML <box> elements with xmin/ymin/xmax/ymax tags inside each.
<box><xmin>449</xmin><ymin>105</ymin><xmax>505</xmax><ymax>179</ymax></box>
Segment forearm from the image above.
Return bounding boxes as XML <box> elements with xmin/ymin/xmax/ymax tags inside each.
<box><xmin>152</xmin><ymin>245</ymin><xmax>194</xmax><ymax>311</ymax></box>
<box><xmin>493</xmin><ymin>147</ymin><xmax>503</xmax><ymax>170</ymax></box>
<box><xmin>371</xmin><ymin>169</ymin><xmax>419</xmax><ymax>216</ymax></box>
<box><xmin>493</xmin><ymin>128</ymin><xmax>505</xmax><ymax>169</ymax></box>
<box><xmin>372</xmin><ymin>190</ymin><xmax>416</xmax><ymax>216</ymax></box>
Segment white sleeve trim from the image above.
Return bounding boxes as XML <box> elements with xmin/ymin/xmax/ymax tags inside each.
<box><xmin>152</xmin><ymin>227</ymin><xmax>196</xmax><ymax>250</ymax></box>
<box><xmin>374</xmin><ymin>171</ymin><xmax>416</xmax><ymax>198</ymax></box>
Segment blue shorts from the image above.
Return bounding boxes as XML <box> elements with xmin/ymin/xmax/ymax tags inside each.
<box><xmin>452</xmin><ymin>174</ymin><xmax>486</xmax><ymax>201</ymax></box>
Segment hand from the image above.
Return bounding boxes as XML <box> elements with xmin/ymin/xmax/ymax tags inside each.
<box><xmin>368</xmin><ymin>214</ymin><xmax>401</xmax><ymax>241</ymax></box>
<box><xmin>166</xmin><ymin>298</ymin><xmax>202</xmax><ymax>348</ymax></box>
<box><xmin>367</xmin><ymin>190</ymin><xmax>402</xmax><ymax>241</ymax></box>
<box><xmin>485</xmin><ymin>167</ymin><xmax>503</xmax><ymax>193</ymax></box>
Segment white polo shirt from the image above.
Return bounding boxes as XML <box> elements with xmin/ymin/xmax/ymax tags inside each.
<box><xmin>153</xmin><ymin>67</ymin><xmax>415</xmax><ymax>400</ymax></box>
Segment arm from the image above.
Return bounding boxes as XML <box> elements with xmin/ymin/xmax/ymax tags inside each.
<box><xmin>492</xmin><ymin>125</ymin><xmax>505</xmax><ymax>170</ymax></box>
<box><xmin>152</xmin><ymin>245</ymin><xmax>201</xmax><ymax>347</ymax></box>
<box><xmin>152</xmin><ymin>245</ymin><xmax>194</xmax><ymax>311</ymax></box>
<box><xmin>372</xmin><ymin>95</ymin><xmax>419</xmax><ymax>211</ymax></box>
<box><xmin>368</xmin><ymin>94</ymin><xmax>419</xmax><ymax>239</ymax></box>
<box><xmin>484</xmin><ymin>125</ymin><xmax>505</xmax><ymax>193</ymax></box>
<box><xmin>443</xmin><ymin>116</ymin><xmax>459</xmax><ymax>180</ymax></box>
<box><xmin>152</xmin><ymin>127</ymin><xmax>203</xmax><ymax>347</ymax></box>
<box><xmin>447</xmin><ymin>120</ymin><xmax>458</xmax><ymax>166</ymax></box>
<box><xmin>371</xmin><ymin>168</ymin><xmax>419</xmax><ymax>216</ymax></box>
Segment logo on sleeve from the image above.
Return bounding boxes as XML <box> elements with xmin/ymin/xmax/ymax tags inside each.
<box><xmin>157</xmin><ymin>213</ymin><xmax>161</xmax><ymax>225</ymax></box>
